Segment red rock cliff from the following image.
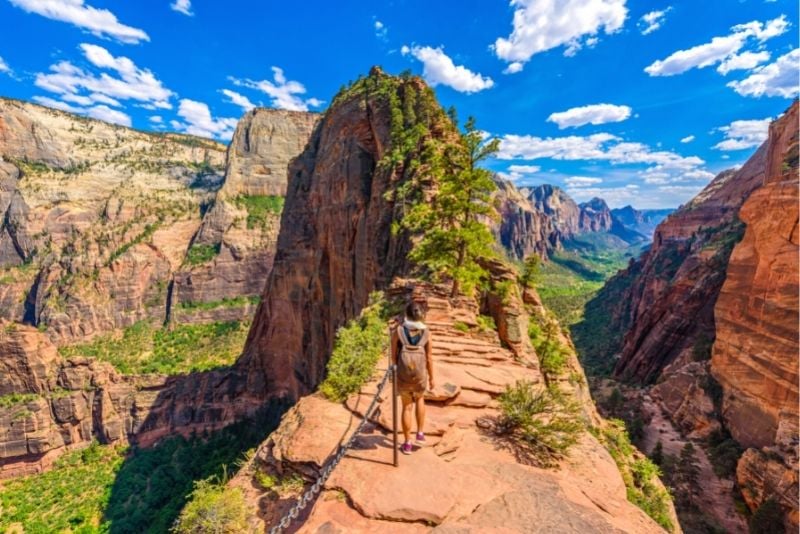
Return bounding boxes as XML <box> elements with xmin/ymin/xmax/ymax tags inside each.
<box><xmin>711</xmin><ymin>102</ymin><xmax>799</xmax><ymax>526</ymax></box>
<box><xmin>240</xmin><ymin>69</ymin><xmax>455</xmax><ymax>401</ymax></box>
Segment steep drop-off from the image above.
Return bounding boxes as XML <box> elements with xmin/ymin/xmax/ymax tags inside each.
<box><xmin>0</xmin><ymin>100</ymin><xmax>316</xmax><ymax>475</ymax></box>
<box><xmin>240</xmin><ymin>68</ymin><xmax>456</xmax><ymax>401</ymax></box>
<box><xmin>712</xmin><ymin>102</ymin><xmax>799</xmax><ymax>525</ymax></box>
<box><xmin>576</xmin><ymin>101</ymin><xmax>799</xmax><ymax>528</ymax></box>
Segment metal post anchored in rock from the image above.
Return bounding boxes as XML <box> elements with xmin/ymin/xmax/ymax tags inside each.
<box><xmin>392</xmin><ymin>363</ymin><xmax>398</xmax><ymax>467</ymax></box>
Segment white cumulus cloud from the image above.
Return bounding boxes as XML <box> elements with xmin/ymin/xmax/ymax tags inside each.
<box><xmin>717</xmin><ymin>50</ymin><xmax>771</xmax><ymax>75</ymax></box>
<box><xmin>374</xmin><ymin>20</ymin><xmax>388</xmax><ymax>40</ymax></box>
<box><xmin>232</xmin><ymin>67</ymin><xmax>323</xmax><ymax>111</ymax></box>
<box><xmin>727</xmin><ymin>48</ymin><xmax>800</xmax><ymax>98</ymax></box>
<box><xmin>35</xmin><ymin>43</ymin><xmax>174</xmax><ymax>110</ymax></box>
<box><xmin>221</xmin><ymin>89</ymin><xmax>255</xmax><ymax>112</ymax></box>
<box><xmin>9</xmin><ymin>0</ymin><xmax>149</xmax><ymax>44</ymax></box>
<box><xmin>0</xmin><ymin>56</ymin><xmax>10</xmax><ymax>74</ymax></box>
<box><xmin>499</xmin><ymin>164</ymin><xmax>541</xmax><ymax>181</ymax></box>
<box><xmin>402</xmin><ymin>45</ymin><xmax>494</xmax><ymax>93</ymax></box>
<box><xmin>170</xmin><ymin>0</ymin><xmax>193</xmax><ymax>16</ymax></box>
<box><xmin>32</xmin><ymin>95</ymin><xmax>131</xmax><ymax>126</ymax></box>
<box><xmin>680</xmin><ymin>135</ymin><xmax>695</xmax><ymax>143</ymax></box>
<box><xmin>547</xmin><ymin>103</ymin><xmax>632</xmax><ymax>129</ymax></box>
<box><xmin>171</xmin><ymin>99</ymin><xmax>238</xmax><ymax>141</ymax></box>
<box><xmin>644</xmin><ymin>15</ymin><xmax>788</xmax><ymax>76</ymax></box>
<box><xmin>714</xmin><ymin>117</ymin><xmax>772</xmax><ymax>150</ymax></box>
<box><xmin>493</xmin><ymin>0</ymin><xmax>627</xmax><ymax>69</ymax></box>
<box><xmin>564</xmin><ymin>176</ymin><xmax>603</xmax><ymax>187</ymax></box>
<box><xmin>638</xmin><ymin>7</ymin><xmax>671</xmax><ymax>35</ymax></box>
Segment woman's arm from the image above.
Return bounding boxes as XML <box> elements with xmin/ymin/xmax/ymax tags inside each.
<box><xmin>426</xmin><ymin>335</ymin><xmax>434</xmax><ymax>389</ymax></box>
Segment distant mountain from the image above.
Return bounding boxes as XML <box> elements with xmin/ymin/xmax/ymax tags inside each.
<box><xmin>494</xmin><ymin>182</ymin><xmax>649</xmax><ymax>259</ymax></box>
<box><xmin>610</xmin><ymin>205</ymin><xmax>673</xmax><ymax>237</ymax></box>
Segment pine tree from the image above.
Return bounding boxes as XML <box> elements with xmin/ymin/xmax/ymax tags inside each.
<box><xmin>403</xmin><ymin>116</ymin><xmax>500</xmax><ymax>297</ymax></box>
<box><xmin>651</xmin><ymin>440</ymin><xmax>664</xmax><ymax>466</ymax></box>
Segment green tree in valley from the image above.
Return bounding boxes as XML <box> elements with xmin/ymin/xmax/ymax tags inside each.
<box><xmin>403</xmin><ymin>116</ymin><xmax>500</xmax><ymax>297</ymax></box>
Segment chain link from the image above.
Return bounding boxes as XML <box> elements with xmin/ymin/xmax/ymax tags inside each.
<box><xmin>268</xmin><ymin>367</ymin><xmax>394</xmax><ymax>534</ymax></box>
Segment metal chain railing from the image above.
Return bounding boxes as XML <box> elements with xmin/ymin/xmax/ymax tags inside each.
<box><xmin>268</xmin><ymin>366</ymin><xmax>396</xmax><ymax>534</ymax></box>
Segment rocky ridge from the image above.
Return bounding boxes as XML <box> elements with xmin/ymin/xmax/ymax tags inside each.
<box><xmin>230</xmin><ymin>280</ymin><xmax>673</xmax><ymax>533</ymax></box>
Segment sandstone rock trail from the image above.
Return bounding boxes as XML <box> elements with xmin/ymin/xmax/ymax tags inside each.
<box><xmin>232</xmin><ymin>284</ymin><xmax>667</xmax><ymax>533</ymax></box>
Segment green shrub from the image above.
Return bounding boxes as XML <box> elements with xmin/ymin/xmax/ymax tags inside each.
<box><xmin>254</xmin><ymin>471</ymin><xmax>276</xmax><ymax>490</ymax></box>
<box><xmin>519</xmin><ymin>254</ymin><xmax>540</xmax><ymax>288</ymax></box>
<box><xmin>496</xmin><ymin>381</ymin><xmax>583</xmax><ymax>467</ymax></box>
<box><xmin>749</xmin><ymin>499</ymin><xmax>784</xmax><ymax>533</ymax></box>
<box><xmin>528</xmin><ymin>319</ymin><xmax>568</xmax><ymax>377</ymax></box>
<box><xmin>234</xmin><ymin>195</ymin><xmax>284</xmax><ymax>229</ymax></box>
<box><xmin>107</xmin><ymin>222</ymin><xmax>159</xmax><ymax>265</ymax></box>
<box><xmin>178</xmin><ymin>295</ymin><xmax>260</xmax><ymax>311</ymax></box>
<box><xmin>172</xmin><ymin>479</ymin><xmax>248</xmax><ymax>534</ymax></box>
<box><xmin>707</xmin><ymin>429</ymin><xmax>743</xmax><ymax>478</ymax></box>
<box><xmin>0</xmin><ymin>392</ymin><xmax>40</xmax><ymax>408</ymax></box>
<box><xmin>476</xmin><ymin>314</ymin><xmax>496</xmax><ymax>332</ymax></box>
<box><xmin>59</xmin><ymin>320</ymin><xmax>249</xmax><ymax>375</ymax></box>
<box><xmin>319</xmin><ymin>293</ymin><xmax>389</xmax><ymax>402</ymax></box>
<box><xmin>185</xmin><ymin>243</ymin><xmax>221</xmax><ymax>266</ymax></box>
<box><xmin>594</xmin><ymin>419</ymin><xmax>674</xmax><ymax>531</ymax></box>
<box><xmin>453</xmin><ymin>321</ymin><xmax>470</xmax><ymax>333</ymax></box>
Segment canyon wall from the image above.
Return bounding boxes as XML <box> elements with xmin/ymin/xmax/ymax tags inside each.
<box><xmin>578</xmin><ymin>101</ymin><xmax>798</xmax><ymax>527</ymax></box>
<box><xmin>240</xmin><ymin>68</ymin><xmax>455</xmax><ymax>401</ymax></box>
<box><xmin>711</xmin><ymin>102</ymin><xmax>799</xmax><ymax>525</ymax></box>
<box><xmin>0</xmin><ymin>99</ymin><xmax>316</xmax><ymax>340</ymax></box>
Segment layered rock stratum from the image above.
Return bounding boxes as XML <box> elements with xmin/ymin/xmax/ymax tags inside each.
<box><xmin>0</xmin><ymin>99</ymin><xmax>316</xmax><ymax>474</ymax></box>
<box><xmin>0</xmin><ymin>98</ymin><xmax>316</xmax><ymax>340</ymax></box>
<box><xmin>578</xmin><ymin>100</ymin><xmax>799</xmax><ymax>529</ymax></box>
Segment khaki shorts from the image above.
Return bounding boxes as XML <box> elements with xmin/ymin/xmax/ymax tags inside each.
<box><xmin>399</xmin><ymin>390</ymin><xmax>425</xmax><ymax>403</ymax></box>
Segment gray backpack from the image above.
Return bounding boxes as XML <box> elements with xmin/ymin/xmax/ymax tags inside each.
<box><xmin>396</xmin><ymin>325</ymin><xmax>429</xmax><ymax>391</ymax></box>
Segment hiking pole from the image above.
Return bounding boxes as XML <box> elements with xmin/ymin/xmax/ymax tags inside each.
<box><xmin>392</xmin><ymin>363</ymin><xmax>398</xmax><ymax>467</ymax></box>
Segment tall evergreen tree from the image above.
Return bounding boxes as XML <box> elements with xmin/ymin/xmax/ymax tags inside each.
<box><xmin>402</xmin><ymin>116</ymin><xmax>500</xmax><ymax>297</ymax></box>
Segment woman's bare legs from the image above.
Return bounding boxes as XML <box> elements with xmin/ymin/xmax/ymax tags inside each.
<box><xmin>401</xmin><ymin>395</ymin><xmax>414</xmax><ymax>443</ymax></box>
<box><xmin>415</xmin><ymin>395</ymin><xmax>426</xmax><ymax>434</ymax></box>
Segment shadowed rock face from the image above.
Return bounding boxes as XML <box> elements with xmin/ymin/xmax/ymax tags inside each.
<box><xmin>240</xmin><ymin>71</ymin><xmax>452</xmax><ymax>401</ymax></box>
<box><xmin>170</xmin><ymin>109</ymin><xmax>318</xmax><ymax>324</ymax></box>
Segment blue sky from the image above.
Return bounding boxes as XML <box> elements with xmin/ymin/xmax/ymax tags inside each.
<box><xmin>0</xmin><ymin>0</ymin><xmax>797</xmax><ymax>209</ymax></box>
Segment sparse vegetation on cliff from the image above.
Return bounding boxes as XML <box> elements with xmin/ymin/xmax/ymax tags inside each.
<box><xmin>234</xmin><ymin>194</ymin><xmax>284</xmax><ymax>229</ymax></box>
<box><xmin>592</xmin><ymin>420</ymin><xmax>675</xmax><ymax>531</ymax></box>
<box><xmin>59</xmin><ymin>320</ymin><xmax>249</xmax><ymax>374</ymax></box>
<box><xmin>496</xmin><ymin>380</ymin><xmax>583</xmax><ymax>468</ymax></box>
<box><xmin>185</xmin><ymin>243</ymin><xmax>221</xmax><ymax>265</ymax></box>
<box><xmin>319</xmin><ymin>293</ymin><xmax>390</xmax><ymax>402</ymax></box>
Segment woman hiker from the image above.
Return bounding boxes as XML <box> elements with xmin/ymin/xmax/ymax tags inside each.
<box><xmin>391</xmin><ymin>301</ymin><xmax>435</xmax><ymax>455</ymax></box>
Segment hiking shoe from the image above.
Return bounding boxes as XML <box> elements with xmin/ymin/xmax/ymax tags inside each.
<box><xmin>415</xmin><ymin>432</ymin><xmax>426</xmax><ymax>444</ymax></box>
<box><xmin>401</xmin><ymin>442</ymin><xmax>413</xmax><ymax>455</ymax></box>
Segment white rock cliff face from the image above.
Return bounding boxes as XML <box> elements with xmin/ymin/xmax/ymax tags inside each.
<box><xmin>0</xmin><ymin>98</ymin><xmax>317</xmax><ymax>341</ymax></box>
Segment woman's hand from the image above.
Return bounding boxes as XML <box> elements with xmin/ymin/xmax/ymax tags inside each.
<box><xmin>428</xmin><ymin>377</ymin><xmax>435</xmax><ymax>391</ymax></box>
